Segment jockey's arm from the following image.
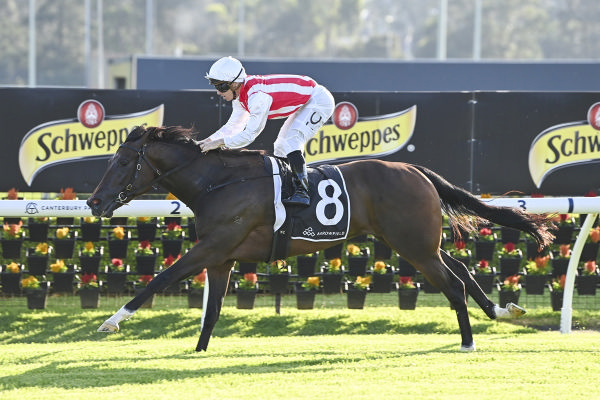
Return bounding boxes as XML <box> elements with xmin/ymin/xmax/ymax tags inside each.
<box><xmin>222</xmin><ymin>92</ymin><xmax>272</xmax><ymax>149</ymax></box>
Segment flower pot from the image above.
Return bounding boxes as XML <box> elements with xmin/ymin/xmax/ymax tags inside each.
<box><xmin>53</xmin><ymin>231</ymin><xmax>78</xmax><ymax>259</ymax></box>
<box><xmin>373</xmin><ymin>239</ymin><xmax>393</xmax><ymax>260</ymax></box>
<box><xmin>187</xmin><ymin>218</ymin><xmax>198</xmax><ymax>242</ymax></box>
<box><xmin>134</xmin><ymin>287</ymin><xmax>155</xmax><ymax>308</ymax></box>
<box><xmin>80</xmin><ymin>219</ymin><xmax>102</xmax><ymax>242</ymax></box>
<box><xmin>550</xmin><ymin>289</ymin><xmax>563</xmax><ymax>311</ymax></box>
<box><xmin>498</xmin><ymin>289</ymin><xmax>520</xmax><ymax>308</ymax></box>
<box><xmin>320</xmin><ymin>270</ymin><xmax>343</xmax><ymax>294</ymax></box>
<box><xmin>553</xmin><ymin>225</ymin><xmax>575</xmax><ymax>245</ymax></box>
<box><xmin>397</xmin><ymin>256</ymin><xmax>417</xmax><ymax>276</ymax></box>
<box><xmin>524</xmin><ymin>274</ymin><xmax>548</xmax><ymax>295</ymax></box>
<box><xmin>296</xmin><ymin>254</ymin><xmax>318</xmax><ymax>277</ymax></box>
<box><xmin>397</xmin><ymin>286</ymin><xmax>419</xmax><ymax>310</ymax></box>
<box><xmin>500</xmin><ymin>227</ymin><xmax>520</xmax><ymax>244</ymax></box>
<box><xmin>136</xmin><ymin>220</ymin><xmax>158</xmax><ymax>242</ymax></box>
<box><xmin>161</xmin><ymin>237</ymin><xmax>184</xmax><ymax>258</ymax></box>
<box><xmin>108</xmin><ymin>231</ymin><xmax>131</xmax><ymax>259</ymax></box>
<box><xmin>79</xmin><ymin>287</ymin><xmax>101</xmax><ymax>309</ymax></box>
<box><xmin>323</xmin><ymin>242</ymin><xmax>343</xmax><ymax>260</ymax></box>
<box><xmin>236</xmin><ymin>289</ymin><xmax>258</xmax><ymax>309</ymax></box>
<box><xmin>498</xmin><ymin>256</ymin><xmax>522</xmax><ymax>279</ymax></box>
<box><xmin>27</xmin><ymin>219</ymin><xmax>49</xmax><ymax>242</ymax></box>
<box><xmin>164</xmin><ymin>216</ymin><xmax>182</xmax><ymax>226</ymax></box>
<box><xmin>473</xmin><ymin>273</ymin><xmax>495</xmax><ymax>294</ymax></box>
<box><xmin>551</xmin><ymin>258</ymin><xmax>570</xmax><ymax>278</ymax></box>
<box><xmin>110</xmin><ymin>217</ymin><xmax>128</xmax><ymax>226</ymax></box>
<box><xmin>51</xmin><ymin>271</ymin><xmax>76</xmax><ymax>294</ymax></box>
<box><xmin>79</xmin><ymin>248</ymin><xmax>103</xmax><ymax>274</ymax></box>
<box><xmin>1</xmin><ymin>238</ymin><xmax>23</xmax><ymax>260</ymax></box>
<box><xmin>350</xmin><ymin>234</ymin><xmax>368</xmax><ymax>242</ymax></box>
<box><xmin>56</xmin><ymin>217</ymin><xmax>74</xmax><ymax>226</ymax></box>
<box><xmin>105</xmin><ymin>265</ymin><xmax>130</xmax><ymax>294</ymax></box>
<box><xmin>135</xmin><ymin>249</ymin><xmax>158</xmax><ymax>275</ymax></box>
<box><xmin>295</xmin><ymin>285</ymin><xmax>316</xmax><ymax>310</ymax></box>
<box><xmin>237</xmin><ymin>262</ymin><xmax>257</xmax><ymax>274</ymax></box>
<box><xmin>576</xmin><ymin>274</ymin><xmax>598</xmax><ymax>295</ymax></box>
<box><xmin>474</xmin><ymin>240</ymin><xmax>496</xmax><ymax>261</ymax></box>
<box><xmin>370</xmin><ymin>272</ymin><xmax>394</xmax><ymax>293</ymax></box>
<box><xmin>268</xmin><ymin>273</ymin><xmax>290</xmax><ymax>294</ymax></box>
<box><xmin>26</xmin><ymin>287</ymin><xmax>49</xmax><ymax>309</ymax></box>
<box><xmin>347</xmin><ymin>248</ymin><xmax>370</xmax><ymax>276</ymax></box>
<box><xmin>1</xmin><ymin>271</ymin><xmax>22</xmax><ymax>295</ymax></box>
<box><xmin>188</xmin><ymin>288</ymin><xmax>204</xmax><ymax>308</ymax></box>
<box><xmin>580</xmin><ymin>242</ymin><xmax>599</xmax><ymax>262</ymax></box>
<box><xmin>26</xmin><ymin>248</ymin><xmax>50</xmax><ymax>275</ymax></box>
<box><xmin>346</xmin><ymin>287</ymin><xmax>367</xmax><ymax>309</ymax></box>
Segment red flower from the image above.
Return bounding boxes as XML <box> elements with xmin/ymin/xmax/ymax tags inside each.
<box><xmin>479</xmin><ymin>227</ymin><xmax>492</xmax><ymax>236</ymax></box>
<box><xmin>504</xmin><ymin>242</ymin><xmax>515</xmax><ymax>252</ymax></box>
<box><xmin>559</xmin><ymin>214</ymin><xmax>569</xmax><ymax>222</ymax></box>
<box><xmin>531</xmin><ymin>192</ymin><xmax>544</xmax><ymax>198</ymax></box>
<box><xmin>163</xmin><ymin>254</ymin><xmax>181</xmax><ymax>268</ymax></box>
<box><xmin>454</xmin><ymin>240</ymin><xmax>466</xmax><ymax>250</ymax></box>
<box><xmin>138</xmin><ymin>275</ymin><xmax>153</xmax><ymax>285</ymax></box>
<box><xmin>81</xmin><ymin>273</ymin><xmax>97</xmax><ymax>285</ymax></box>
<box><xmin>111</xmin><ymin>258</ymin><xmax>123</xmax><ymax>266</ymax></box>
<box><xmin>585</xmin><ymin>190</ymin><xmax>597</xmax><ymax>197</ymax></box>
<box><xmin>399</xmin><ymin>276</ymin><xmax>413</xmax><ymax>285</ymax></box>
<box><xmin>139</xmin><ymin>240</ymin><xmax>151</xmax><ymax>249</ymax></box>
<box><xmin>479</xmin><ymin>259</ymin><xmax>489</xmax><ymax>268</ymax></box>
<box><xmin>167</xmin><ymin>222</ymin><xmax>182</xmax><ymax>231</ymax></box>
<box><xmin>197</xmin><ymin>269</ymin><xmax>207</xmax><ymax>283</ymax></box>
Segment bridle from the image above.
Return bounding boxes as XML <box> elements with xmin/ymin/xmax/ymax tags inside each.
<box><xmin>115</xmin><ymin>142</ymin><xmax>200</xmax><ymax>203</ymax></box>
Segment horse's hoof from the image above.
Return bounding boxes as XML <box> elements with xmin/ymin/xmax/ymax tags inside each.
<box><xmin>97</xmin><ymin>321</ymin><xmax>119</xmax><ymax>333</ymax></box>
<box><xmin>459</xmin><ymin>342</ymin><xmax>476</xmax><ymax>352</ymax></box>
<box><xmin>506</xmin><ymin>303</ymin><xmax>527</xmax><ymax>317</ymax></box>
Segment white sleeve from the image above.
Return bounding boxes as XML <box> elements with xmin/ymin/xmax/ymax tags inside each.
<box><xmin>223</xmin><ymin>91</ymin><xmax>273</xmax><ymax>149</ymax></box>
<box><xmin>206</xmin><ymin>100</ymin><xmax>249</xmax><ymax>141</ymax></box>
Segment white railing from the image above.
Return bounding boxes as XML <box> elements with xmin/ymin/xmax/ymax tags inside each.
<box><xmin>2</xmin><ymin>196</ymin><xmax>599</xmax><ymax>334</ymax></box>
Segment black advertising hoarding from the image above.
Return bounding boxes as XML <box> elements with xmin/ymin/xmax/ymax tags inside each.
<box><xmin>1</xmin><ymin>87</ymin><xmax>599</xmax><ymax>196</ymax></box>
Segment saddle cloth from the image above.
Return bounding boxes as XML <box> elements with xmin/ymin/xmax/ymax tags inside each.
<box><xmin>267</xmin><ymin>156</ymin><xmax>350</xmax><ymax>242</ymax></box>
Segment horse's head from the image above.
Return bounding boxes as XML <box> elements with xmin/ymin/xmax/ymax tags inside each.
<box><xmin>87</xmin><ymin>126</ymin><xmax>158</xmax><ymax>217</ymax></box>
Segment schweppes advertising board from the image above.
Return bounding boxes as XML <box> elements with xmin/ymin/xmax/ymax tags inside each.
<box><xmin>529</xmin><ymin>102</ymin><xmax>600</xmax><ymax>188</ymax></box>
<box><xmin>19</xmin><ymin>101</ymin><xmax>164</xmax><ymax>186</ymax></box>
<box><xmin>306</xmin><ymin>103</ymin><xmax>417</xmax><ymax>165</ymax></box>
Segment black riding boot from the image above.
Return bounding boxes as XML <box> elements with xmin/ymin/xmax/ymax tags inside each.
<box><xmin>283</xmin><ymin>150</ymin><xmax>310</xmax><ymax>207</ymax></box>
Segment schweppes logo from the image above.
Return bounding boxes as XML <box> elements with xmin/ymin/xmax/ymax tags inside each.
<box><xmin>19</xmin><ymin>101</ymin><xmax>164</xmax><ymax>185</ymax></box>
<box><xmin>306</xmin><ymin>104</ymin><xmax>416</xmax><ymax>165</ymax></box>
<box><xmin>529</xmin><ymin>102</ymin><xmax>600</xmax><ymax>188</ymax></box>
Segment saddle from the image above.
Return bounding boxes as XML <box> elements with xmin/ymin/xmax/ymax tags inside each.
<box><xmin>265</xmin><ymin>156</ymin><xmax>350</xmax><ymax>262</ymax></box>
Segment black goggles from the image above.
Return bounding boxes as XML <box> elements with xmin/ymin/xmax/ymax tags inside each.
<box><xmin>209</xmin><ymin>68</ymin><xmax>243</xmax><ymax>93</ymax></box>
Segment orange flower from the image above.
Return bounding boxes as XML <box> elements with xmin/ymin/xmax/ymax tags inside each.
<box><xmin>191</xmin><ymin>269</ymin><xmax>207</xmax><ymax>288</ymax></box>
<box><xmin>56</xmin><ymin>227</ymin><xmax>69</xmax><ymax>239</ymax></box>
<box><xmin>58</xmin><ymin>187</ymin><xmax>76</xmax><ymax>200</ymax></box>
<box><xmin>584</xmin><ymin>261</ymin><xmax>597</xmax><ymax>276</ymax></box>
<box><xmin>589</xmin><ymin>227</ymin><xmax>600</xmax><ymax>243</ymax></box>
<box><xmin>559</xmin><ymin>244</ymin><xmax>571</xmax><ymax>258</ymax></box>
<box><xmin>243</xmin><ymin>272</ymin><xmax>258</xmax><ymax>284</ymax></box>
<box><xmin>3</xmin><ymin>222</ymin><xmax>22</xmax><ymax>239</ymax></box>
<box><xmin>534</xmin><ymin>255</ymin><xmax>550</xmax><ymax>268</ymax></box>
<box><xmin>112</xmin><ymin>226</ymin><xmax>125</xmax><ymax>240</ymax></box>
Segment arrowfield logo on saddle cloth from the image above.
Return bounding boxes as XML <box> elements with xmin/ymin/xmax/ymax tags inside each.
<box><xmin>267</xmin><ymin>157</ymin><xmax>350</xmax><ymax>242</ymax></box>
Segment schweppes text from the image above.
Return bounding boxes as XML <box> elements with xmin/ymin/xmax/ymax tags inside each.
<box><xmin>306</xmin><ymin>106</ymin><xmax>416</xmax><ymax>165</ymax></box>
<box><xmin>19</xmin><ymin>104</ymin><xmax>164</xmax><ymax>185</ymax></box>
<box><xmin>529</xmin><ymin>121</ymin><xmax>600</xmax><ymax>187</ymax></box>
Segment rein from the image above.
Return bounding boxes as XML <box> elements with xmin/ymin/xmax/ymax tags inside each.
<box><xmin>116</xmin><ymin>143</ymin><xmax>276</xmax><ymax>203</ymax></box>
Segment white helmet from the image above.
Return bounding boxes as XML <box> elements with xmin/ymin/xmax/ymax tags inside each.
<box><xmin>205</xmin><ymin>56</ymin><xmax>246</xmax><ymax>83</ymax></box>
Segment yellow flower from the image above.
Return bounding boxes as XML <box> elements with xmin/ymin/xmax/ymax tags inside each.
<box><xmin>347</xmin><ymin>244</ymin><xmax>361</xmax><ymax>256</ymax></box>
<box><xmin>373</xmin><ymin>261</ymin><xmax>387</xmax><ymax>274</ymax></box>
<box><xmin>329</xmin><ymin>258</ymin><xmax>342</xmax><ymax>271</ymax></box>
<box><xmin>35</xmin><ymin>242</ymin><xmax>49</xmax><ymax>255</ymax></box>
<box><xmin>83</xmin><ymin>216</ymin><xmax>97</xmax><ymax>223</ymax></box>
<box><xmin>21</xmin><ymin>275</ymin><xmax>40</xmax><ymax>289</ymax></box>
<box><xmin>50</xmin><ymin>259</ymin><xmax>67</xmax><ymax>273</ymax></box>
<box><xmin>5</xmin><ymin>262</ymin><xmax>20</xmax><ymax>273</ymax></box>
<box><xmin>113</xmin><ymin>226</ymin><xmax>125</xmax><ymax>240</ymax></box>
<box><xmin>165</xmin><ymin>193</ymin><xmax>178</xmax><ymax>200</ymax></box>
<box><xmin>56</xmin><ymin>227</ymin><xmax>69</xmax><ymax>239</ymax></box>
<box><xmin>84</xmin><ymin>241</ymin><xmax>95</xmax><ymax>252</ymax></box>
<box><xmin>137</xmin><ymin>216</ymin><xmax>150</xmax><ymax>223</ymax></box>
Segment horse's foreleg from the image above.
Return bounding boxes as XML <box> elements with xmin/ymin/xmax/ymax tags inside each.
<box><xmin>97</xmin><ymin>252</ymin><xmax>204</xmax><ymax>333</ymax></box>
<box><xmin>196</xmin><ymin>262</ymin><xmax>233</xmax><ymax>351</ymax></box>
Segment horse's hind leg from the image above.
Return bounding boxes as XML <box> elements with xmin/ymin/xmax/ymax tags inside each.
<box><xmin>440</xmin><ymin>250</ymin><xmax>526</xmax><ymax>319</ymax></box>
<box><xmin>415</xmin><ymin>256</ymin><xmax>475</xmax><ymax>351</ymax></box>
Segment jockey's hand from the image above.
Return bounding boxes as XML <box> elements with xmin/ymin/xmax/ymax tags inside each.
<box><xmin>199</xmin><ymin>138</ymin><xmax>225</xmax><ymax>152</ymax></box>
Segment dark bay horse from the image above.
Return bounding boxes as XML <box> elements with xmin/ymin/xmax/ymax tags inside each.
<box><xmin>88</xmin><ymin>125</ymin><xmax>555</xmax><ymax>352</ymax></box>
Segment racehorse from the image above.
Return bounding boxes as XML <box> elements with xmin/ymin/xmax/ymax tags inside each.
<box><xmin>88</xmin><ymin>125</ymin><xmax>555</xmax><ymax>352</ymax></box>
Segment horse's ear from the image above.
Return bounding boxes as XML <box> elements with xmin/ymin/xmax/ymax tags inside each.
<box><xmin>126</xmin><ymin>125</ymin><xmax>148</xmax><ymax>142</ymax></box>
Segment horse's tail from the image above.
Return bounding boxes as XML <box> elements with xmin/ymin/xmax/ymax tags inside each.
<box><xmin>413</xmin><ymin>165</ymin><xmax>555</xmax><ymax>249</ymax></box>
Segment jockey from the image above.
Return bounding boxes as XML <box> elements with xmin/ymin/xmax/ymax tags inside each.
<box><xmin>199</xmin><ymin>56</ymin><xmax>335</xmax><ymax>207</ymax></box>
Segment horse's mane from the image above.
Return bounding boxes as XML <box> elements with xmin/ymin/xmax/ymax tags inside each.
<box><xmin>125</xmin><ymin>125</ymin><xmax>266</xmax><ymax>157</ymax></box>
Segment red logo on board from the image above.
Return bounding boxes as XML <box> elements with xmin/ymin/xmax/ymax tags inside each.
<box><xmin>77</xmin><ymin>100</ymin><xmax>105</xmax><ymax>129</ymax></box>
<box><xmin>587</xmin><ymin>102</ymin><xmax>600</xmax><ymax>130</ymax></box>
<box><xmin>332</xmin><ymin>102</ymin><xmax>359</xmax><ymax>130</ymax></box>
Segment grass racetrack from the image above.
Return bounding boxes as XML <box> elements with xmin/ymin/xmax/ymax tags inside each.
<box><xmin>1</xmin><ymin>293</ymin><xmax>599</xmax><ymax>399</ymax></box>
